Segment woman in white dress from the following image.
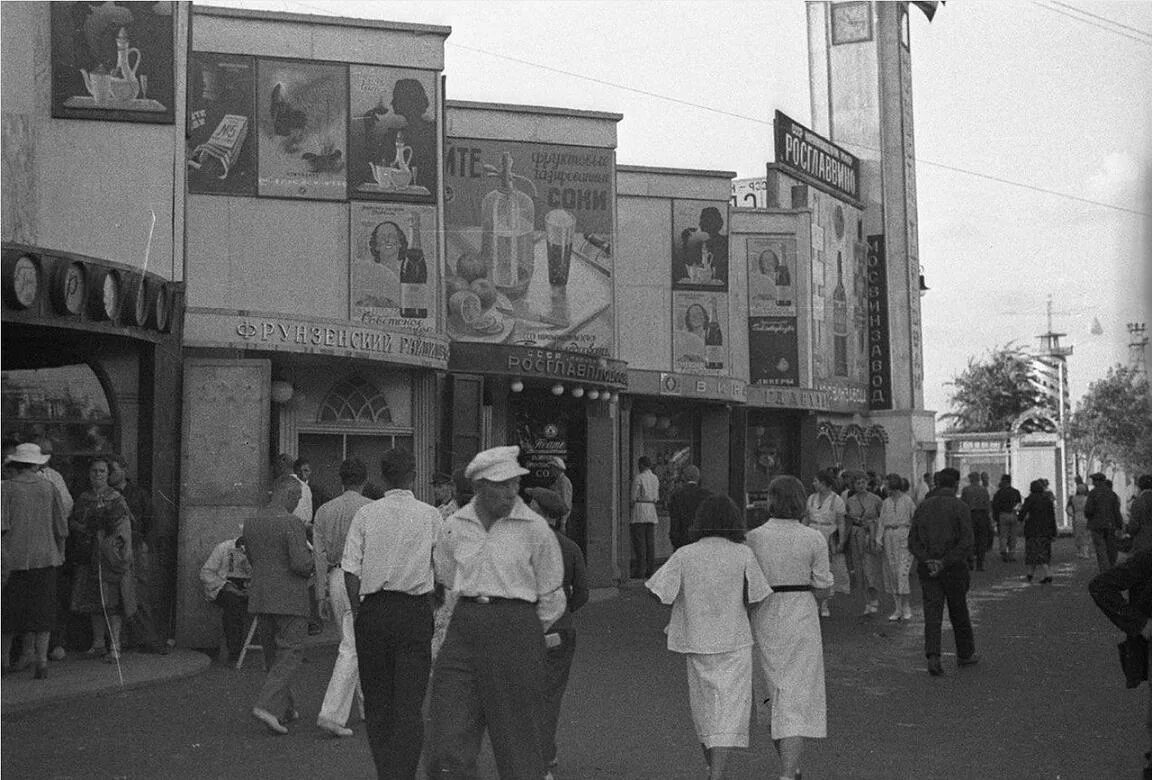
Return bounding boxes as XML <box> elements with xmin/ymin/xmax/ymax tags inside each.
<box><xmin>647</xmin><ymin>495</ymin><xmax>771</xmax><ymax>780</ymax></box>
<box><xmin>878</xmin><ymin>473</ymin><xmax>916</xmax><ymax>621</ymax></box>
<box><xmin>747</xmin><ymin>475</ymin><xmax>832</xmax><ymax>780</ymax></box>
<box><xmin>805</xmin><ymin>472</ymin><xmax>846</xmax><ymax>617</ymax></box>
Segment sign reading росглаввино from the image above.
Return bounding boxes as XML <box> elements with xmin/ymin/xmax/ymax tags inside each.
<box><xmin>773</xmin><ymin>110</ymin><xmax>860</xmax><ymax>204</ymax></box>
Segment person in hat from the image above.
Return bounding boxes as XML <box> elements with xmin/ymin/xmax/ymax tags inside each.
<box><xmin>343</xmin><ymin>448</ymin><xmax>441</xmax><ymax>774</ymax></box>
<box><xmin>1085</xmin><ymin>472</ymin><xmax>1124</xmax><ymax>572</ymax></box>
<box><xmin>1</xmin><ymin>443</ymin><xmax>67</xmax><ymax>679</ymax></box>
<box><xmin>526</xmin><ymin>486</ymin><xmax>588</xmax><ymax>771</ymax></box>
<box><xmin>546</xmin><ymin>457</ymin><xmax>573</xmax><ymax>530</ymax></box>
<box><xmin>432</xmin><ymin>471</ymin><xmax>455</xmax><ymax>518</ymax></box>
<box><xmin>429</xmin><ymin>445</ymin><xmax>566</xmax><ymax>780</ymax></box>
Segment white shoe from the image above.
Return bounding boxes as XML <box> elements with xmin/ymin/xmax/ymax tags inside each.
<box><xmin>819</xmin><ymin>603</ymin><xmax>831</xmax><ymax>618</ymax></box>
<box><xmin>252</xmin><ymin>707</ymin><xmax>288</xmax><ymax>735</ymax></box>
<box><xmin>902</xmin><ymin>606</ymin><xmax>913</xmax><ymax>620</ymax></box>
<box><xmin>887</xmin><ymin>611</ymin><xmax>901</xmax><ymax>622</ymax></box>
<box><xmin>317</xmin><ymin>716</ymin><xmax>353</xmax><ymax>738</ymax></box>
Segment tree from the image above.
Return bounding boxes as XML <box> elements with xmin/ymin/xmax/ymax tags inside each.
<box><xmin>941</xmin><ymin>344</ymin><xmax>1051</xmax><ymax>432</ymax></box>
<box><xmin>1067</xmin><ymin>365</ymin><xmax>1152</xmax><ymax>475</ymax></box>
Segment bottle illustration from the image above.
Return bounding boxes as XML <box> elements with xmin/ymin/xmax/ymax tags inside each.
<box><xmin>400</xmin><ymin>212</ymin><xmax>428</xmax><ymax>319</ymax></box>
<box><xmin>774</xmin><ymin>256</ymin><xmax>792</xmax><ymax>308</ymax></box>
<box><xmin>480</xmin><ymin>153</ymin><xmax>536</xmax><ymax>296</ymax></box>
<box><xmin>705</xmin><ymin>300</ymin><xmax>724</xmax><ymax>370</ymax></box>
<box><xmin>833</xmin><ymin>251</ymin><xmax>848</xmax><ymax>377</ymax></box>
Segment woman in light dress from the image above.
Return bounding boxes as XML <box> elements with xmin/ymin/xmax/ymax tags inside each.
<box><xmin>805</xmin><ymin>472</ymin><xmax>846</xmax><ymax>617</ymax></box>
<box><xmin>877</xmin><ymin>473</ymin><xmax>916</xmax><ymax>621</ymax></box>
<box><xmin>646</xmin><ymin>495</ymin><xmax>770</xmax><ymax>780</ymax></box>
<box><xmin>1066</xmin><ymin>482</ymin><xmax>1091</xmax><ymax>559</ymax></box>
<box><xmin>746</xmin><ymin>475</ymin><xmax>832</xmax><ymax>780</ymax></box>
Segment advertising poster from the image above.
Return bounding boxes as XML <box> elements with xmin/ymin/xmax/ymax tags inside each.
<box><xmin>671</xmin><ymin>199</ymin><xmax>730</xmax><ymax>291</ymax></box>
<box><xmin>51</xmin><ymin>1</ymin><xmax>175</xmax><ymax>123</ymax></box>
<box><xmin>748</xmin><ymin>316</ymin><xmax>799</xmax><ymax>387</ymax></box>
<box><xmin>348</xmin><ymin>65</ymin><xmax>438</xmax><ymax>203</ymax></box>
<box><xmin>672</xmin><ymin>290</ymin><xmax>729</xmax><ymax>376</ymax></box>
<box><xmin>443</xmin><ymin>138</ymin><xmax>614</xmax><ymax>356</ymax></box>
<box><xmin>256</xmin><ymin>59</ymin><xmax>347</xmax><ymax>200</ymax></box>
<box><xmin>746</xmin><ymin>235</ymin><xmax>797</xmax><ymax>317</ymax></box>
<box><xmin>350</xmin><ymin>202</ymin><xmax>438</xmax><ymax>329</ymax></box>
<box><xmin>866</xmin><ymin>235</ymin><xmax>893</xmax><ymax>409</ymax></box>
<box><xmin>187</xmin><ymin>53</ymin><xmax>256</xmax><ymax>196</ymax></box>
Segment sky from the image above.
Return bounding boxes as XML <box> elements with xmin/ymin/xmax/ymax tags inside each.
<box><xmin>208</xmin><ymin>0</ymin><xmax>1152</xmax><ymax>423</ymax></box>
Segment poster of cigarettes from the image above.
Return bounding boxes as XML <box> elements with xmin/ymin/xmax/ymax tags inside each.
<box><xmin>187</xmin><ymin>53</ymin><xmax>256</xmax><ymax>196</ymax></box>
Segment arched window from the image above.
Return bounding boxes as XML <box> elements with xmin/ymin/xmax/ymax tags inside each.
<box><xmin>317</xmin><ymin>376</ymin><xmax>392</xmax><ymax>424</ymax></box>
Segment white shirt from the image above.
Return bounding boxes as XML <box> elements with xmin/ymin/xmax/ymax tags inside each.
<box><xmin>631</xmin><ymin>469</ymin><xmax>660</xmax><ymax>525</ymax></box>
<box><xmin>199</xmin><ymin>538</ymin><xmax>252</xmax><ymax>601</ymax></box>
<box><xmin>292</xmin><ymin>476</ymin><xmax>313</xmax><ymax>524</ymax></box>
<box><xmin>342</xmin><ymin>489</ymin><xmax>441</xmax><ymax>597</ymax></box>
<box><xmin>646</xmin><ymin>536</ymin><xmax>770</xmax><ymax>654</ymax></box>
<box><xmin>315</xmin><ymin>490</ymin><xmax>372</xmax><ymax>569</ymax></box>
<box><xmin>39</xmin><ymin>466</ymin><xmax>74</xmax><ymax>519</ymax></box>
<box><xmin>746</xmin><ymin>519</ymin><xmax>833</xmax><ymax>590</ymax></box>
<box><xmin>806</xmin><ymin>492</ymin><xmax>845</xmax><ymax>530</ymax></box>
<box><xmin>435</xmin><ymin>497</ymin><xmax>566</xmax><ymax>629</ymax></box>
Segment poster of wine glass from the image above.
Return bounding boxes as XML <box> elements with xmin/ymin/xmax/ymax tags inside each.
<box><xmin>51</xmin><ymin>1</ymin><xmax>176</xmax><ymax>123</ymax></box>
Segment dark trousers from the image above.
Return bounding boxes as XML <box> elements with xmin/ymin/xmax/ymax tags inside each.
<box><xmin>918</xmin><ymin>562</ymin><xmax>975</xmax><ymax>660</ymax></box>
<box><xmin>212</xmin><ymin>589</ymin><xmax>249</xmax><ymax>662</ymax></box>
<box><xmin>540</xmin><ymin>628</ymin><xmax>576</xmax><ymax>765</ymax></box>
<box><xmin>630</xmin><ymin>523</ymin><xmax>655</xmax><ymax>578</ymax></box>
<box><xmin>971</xmin><ymin>511</ymin><xmax>993</xmax><ymax>569</ymax></box>
<box><xmin>429</xmin><ymin>599</ymin><xmax>546</xmax><ymax>780</ymax></box>
<box><xmin>355</xmin><ymin>591</ymin><xmax>433</xmax><ymax>780</ymax></box>
<box><xmin>1091</xmin><ymin>529</ymin><xmax>1118</xmax><ymax>573</ymax></box>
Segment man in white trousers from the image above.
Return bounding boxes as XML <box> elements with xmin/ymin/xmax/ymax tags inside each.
<box><xmin>313</xmin><ymin>457</ymin><xmax>372</xmax><ymax>737</ymax></box>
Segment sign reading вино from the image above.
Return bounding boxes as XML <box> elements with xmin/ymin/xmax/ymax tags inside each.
<box><xmin>866</xmin><ymin>235</ymin><xmax>893</xmax><ymax>410</ymax></box>
<box><xmin>773</xmin><ymin>110</ymin><xmax>860</xmax><ymax>203</ymax></box>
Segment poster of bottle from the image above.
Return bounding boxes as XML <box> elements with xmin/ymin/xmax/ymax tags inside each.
<box><xmin>347</xmin><ymin>65</ymin><xmax>437</xmax><ymax>203</ymax></box>
<box><xmin>187</xmin><ymin>53</ymin><xmax>256</xmax><ymax>196</ymax></box>
<box><xmin>748</xmin><ymin>316</ymin><xmax>799</xmax><ymax>386</ymax></box>
<box><xmin>443</xmin><ymin>138</ymin><xmax>615</xmax><ymax>356</ymax></box>
<box><xmin>349</xmin><ymin>202</ymin><xmax>438</xmax><ymax>329</ymax></box>
<box><xmin>51</xmin><ymin>1</ymin><xmax>175</xmax><ymax>123</ymax></box>
<box><xmin>672</xmin><ymin>290</ymin><xmax>729</xmax><ymax>376</ymax></box>
<box><xmin>746</xmin><ymin>235</ymin><xmax>796</xmax><ymax>317</ymax></box>
<box><xmin>671</xmin><ymin>199</ymin><xmax>729</xmax><ymax>291</ymax></box>
<box><xmin>256</xmin><ymin>59</ymin><xmax>347</xmax><ymax>200</ymax></box>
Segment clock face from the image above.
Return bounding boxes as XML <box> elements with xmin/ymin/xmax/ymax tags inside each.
<box><xmin>102</xmin><ymin>271</ymin><xmax>121</xmax><ymax>320</ymax></box>
<box><xmin>831</xmin><ymin>2</ymin><xmax>872</xmax><ymax>45</ymax></box>
<box><xmin>62</xmin><ymin>263</ymin><xmax>86</xmax><ymax>315</ymax></box>
<box><xmin>12</xmin><ymin>256</ymin><xmax>40</xmax><ymax>308</ymax></box>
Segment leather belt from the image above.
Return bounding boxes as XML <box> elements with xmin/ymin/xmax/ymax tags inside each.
<box><xmin>770</xmin><ymin>584</ymin><xmax>812</xmax><ymax>592</ymax></box>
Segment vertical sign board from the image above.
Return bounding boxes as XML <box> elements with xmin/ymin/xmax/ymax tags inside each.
<box><xmin>866</xmin><ymin>235</ymin><xmax>893</xmax><ymax>410</ymax></box>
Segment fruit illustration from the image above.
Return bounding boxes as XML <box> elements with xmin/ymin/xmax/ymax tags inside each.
<box><xmin>456</xmin><ymin>250</ymin><xmax>487</xmax><ymax>283</ymax></box>
<box><xmin>449</xmin><ymin>290</ymin><xmax>483</xmax><ymax>324</ymax></box>
<box><xmin>470</xmin><ymin>278</ymin><xmax>498</xmax><ymax>310</ymax></box>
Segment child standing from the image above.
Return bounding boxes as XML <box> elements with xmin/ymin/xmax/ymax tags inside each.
<box><xmin>646</xmin><ymin>495</ymin><xmax>771</xmax><ymax>779</ymax></box>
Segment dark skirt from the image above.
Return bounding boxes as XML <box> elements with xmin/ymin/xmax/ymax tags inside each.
<box><xmin>1024</xmin><ymin>536</ymin><xmax>1053</xmax><ymax>566</ymax></box>
<box><xmin>2</xmin><ymin>566</ymin><xmax>58</xmax><ymax>633</ymax></box>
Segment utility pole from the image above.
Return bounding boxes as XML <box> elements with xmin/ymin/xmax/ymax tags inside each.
<box><xmin>1035</xmin><ymin>296</ymin><xmax>1074</xmax><ymax>526</ymax></box>
<box><xmin>1128</xmin><ymin>322</ymin><xmax>1148</xmax><ymax>377</ymax></box>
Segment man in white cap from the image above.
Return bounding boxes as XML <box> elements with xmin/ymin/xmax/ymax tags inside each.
<box><xmin>429</xmin><ymin>445</ymin><xmax>566</xmax><ymax>780</ymax></box>
<box><xmin>547</xmin><ymin>456</ymin><xmax>573</xmax><ymax>530</ymax></box>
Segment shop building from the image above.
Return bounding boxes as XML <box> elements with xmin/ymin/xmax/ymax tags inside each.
<box><xmin>441</xmin><ymin>101</ymin><xmax>626</xmax><ymax>590</ymax></box>
<box><xmin>1</xmin><ymin>2</ymin><xmax>189</xmax><ymax>640</ymax></box>
<box><xmin>176</xmin><ymin>6</ymin><xmax>451</xmax><ymax>645</ymax></box>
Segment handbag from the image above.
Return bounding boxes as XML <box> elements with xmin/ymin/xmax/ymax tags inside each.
<box><xmin>1117</xmin><ymin>634</ymin><xmax>1149</xmax><ymax>689</ymax></box>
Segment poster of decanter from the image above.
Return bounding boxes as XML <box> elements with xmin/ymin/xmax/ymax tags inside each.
<box><xmin>348</xmin><ymin>65</ymin><xmax>437</xmax><ymax>203</ymax></box>
<box><xmin>256</xmin><ymin>59</ymin><xmax>347</xmax><ymax>200</ymax></box>
<box><xmin>51</xmin><ymin>1</ymin><xmax>176</xmax><ymax>123</ymax></box>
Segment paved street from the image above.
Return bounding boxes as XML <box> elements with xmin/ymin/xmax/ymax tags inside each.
<box><xmin>2</xmin><ymin>537</ymin><xmax>1144</xmax><ymax>779</ymax></box>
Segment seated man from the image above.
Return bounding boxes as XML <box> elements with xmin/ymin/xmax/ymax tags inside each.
<box><xmin>199</xmin><ymin>536</ymin><xmax>252</xmax><ymax>665</ymax></box>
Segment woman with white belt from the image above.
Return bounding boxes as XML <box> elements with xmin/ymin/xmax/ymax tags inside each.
<box><xmin>805</xmin><ymin>472</ymin><xmax>846</xmax><ymax>617</ymax></box>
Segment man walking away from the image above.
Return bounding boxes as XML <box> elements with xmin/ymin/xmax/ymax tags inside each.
<box><xmin>313</xmin><ymin>457</ymin><xmax>371</xmax><ymax>738</ymax></box>
<box><xmin>245</xmin><ymin>475</ymin><xmax>317</xmax><ymax>735</ymax></box>
<box><xmin>1125</xmin><ymin>475</ymin><xmax>1152</xmax><ymax>555</ymax></box>
<box><xmin>667</xmin><ymin>465</ymin><xmax>710</xmax><ymax>552</ymax></box>
<box><xmin>961</xmin><ymin>471</ymin><xmax>993</xmax><ymax>571</ymax></box>
<box><xmin>992</xmin><ymin>475</ymin><xmax>1023</xmax><ymax>563</ymax></box>
<box><xmin>630</xmin><ymin>457</ymin><xmax>660</xmax><ymax>578</ymax></box>
<box><xmin>1085</xmin><ymin>472</ymin><xmax>1124</xmax><ymax>572</ymax></box>
<box><xmin>343</xmin><ymin>449</ymin><xmax>441</xmax><ymax>778</ymax></box>
<box><xmin>908</xmin><ymin>468</ymin><xmax>979</xmax><ymax>676</ymax></box>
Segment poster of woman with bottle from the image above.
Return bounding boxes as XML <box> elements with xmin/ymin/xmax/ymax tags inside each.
<box><xmin>672</xmin><ymin>291</ymin><xmax>729</xmax><ymax>376</ymax></box>
<box><xmin>349</xmin><ymin>202</ymin><xmax>437</xmax><ymax>329</ymax></box>
<box><xmin>442</xmin><ymin>137</ymin><xmax>615</xmax><ymax>355</ymax></box>
<box><xmin>348</xmin><ymin>65</ymin><xmax>437</xmax><ymax>203</ymax></box>
<box><xmin>671</xmin><ymin>199</ymin><xmax>729</xmax><ymax>291</ymax></box>
<box><xmin>746</xmin><ymin>236</ymin><xmax>796</xmax><ymax>317</ymax></box>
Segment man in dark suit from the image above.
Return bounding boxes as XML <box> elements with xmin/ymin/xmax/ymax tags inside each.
<box><xmin>245</xmin><ymin>474</ymin><xmax>317</xmax><ymax>734</ymax></box>
<box><xmin>667</xmin><ymin>465</ymin><xmax>710</xmax><ymax>551</ymax></box>
<box><xmin>1085</xmin><ymin>472</ymin><xmax>1124</xmax><ymax>573</ymax></box>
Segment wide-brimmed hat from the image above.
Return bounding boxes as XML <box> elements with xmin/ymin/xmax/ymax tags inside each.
<box><xmin>465</xmin><ymin>446</ymin><xmax>529</xmax><ymax>483</ymax></box>
<box><xmin>7</xmin><ymin>443</ymin><xmax>50</xmax><ymax>465</ymax></box>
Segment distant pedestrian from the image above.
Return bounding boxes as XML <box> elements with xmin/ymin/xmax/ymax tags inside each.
<box><xmin>291</xmin><ymin>457</ymin><xmax>315</xmax><ymax>524</ymax></box>
<box><xmin>806</xmin><ymin>472</ymin><xmax>846</xmax><ymax>618</ymax></box>
<box><xmin>37</xmin><ymin>439</ymin><xmax>73</xmax><ymax>662</ymax></box>
<box><xmin>313</xmin><ymin>457</ymin><xmax>371</xmax><ymax>739</ymax></box>
<box><xmin>1085</xmin><ymin>472</ymin><xmax>1124</xmax><ymax>572</ymax></box>
<box><xmin>526</xmin><ymin>487</ymin><xmax>589</xmax><ymax>772</ymax></box>
<box><xmin>1124</xmin><ymin>475</ymin><xmax>1152</xmax><ymax>555</ymax></box>
<box><xmin>108</xmin><ymin>454</ymin><xmax>166</xmax><ymax>654</ymax></box>
<box><xmin>199</xmin><ymin>535</ymin><xmax>251</xmax><ymax>666</ymax></box>
<box><xmin>428</xmin><ymin>445</ymin><xmax>566</xmax><ymax>779</ymax></box>
<box><xmin>668</xmin><ymin>464</ymin><xmax>710</xmax><ymax>551</ymax></box>
<box><xmin>431</xmin><ymin>471</ymin><xmax>455</xmax><ymax>518</ymax></box>
<box><xmin>878</xmin><ymin>473</ymin><xmax>915</xmax><ymax>622</ymax></box>
<box><xmin>1067</xmin><ymin>483</ymin><xmax>1092</xmax><ymax>559</ymax></box>
<box><xmin>992</xmin><ymin>474</ymin><xmax>1023</xmax><ymax>563</ymax></box>
<box><xmin>912</xmin><ymin>472</ymin><xmax>933</xmax><ymax>506</ymax></box>
<box><xmin>547</xmin><ymin>457</ymin><xmax>574</xmax><ymax>531</ymax></box>
<box><xmin>844</xmin><ymin>474</ymin><xmax>883</xmax><ymax>616</ymax></box>
<box><xmin>746</xmin><ymin>475</ymin><xmax>831</xmax><ymax>780</ymax></box>
<box><xmin>908</xmin><ymin>468</ymin><xmax>979</xmax><ymax>677</ymax></box>
<box><xmin>431</xmin><ymin>468</ymin><xmax>472</xmax><ymax>659</ymax></box>
<box><xmin>343</xmin><ymin>449</ymin><xmax>441</xmax><ymax>776</ymax></box>
<box><xmin>647</xmin><ymin>494</ymin><xmax>770</xmax><ymax>780</ymax></box>
<box><xmin>1</xmin><ymin>443</ymin><xmax>67</xmax><ymax>679</ymax></box>
<box><xmin>961</xmin><ymin>471</ymin><xmax>993</xmax><ymax>571</ymax></box>
<box><xmin>1088</xmin><ymin>547</ymin><xmax>1152</xmax><ymax>780</ymax></box>
<box><xmin>630</xmin><ymin>456</ymin><xmax>660</xmax><ymax>579</ymax></box>
<box><xmin>1019</xmin><ymin>479</ymin><xmax>1057</xmax><ymax>584</ymax></box>
<box><xmin>245</xmin><ymin>475</ymin><xmax>317</xmax><ymax>735</ymax></box>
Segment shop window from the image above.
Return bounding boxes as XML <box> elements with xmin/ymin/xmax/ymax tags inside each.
<box><xmin>317</xmin><ymin>375</ymin><xmax>392</xmax><ymax>424</ymax></box>
<box><xmin>2</xmin><ymin>363</ymin><xmax>115</xmax><ymax>497</ymax></box>
<box><xmin>634</xmin><ymin>408</ymin><xmax>698</xmax><ymax>513</ymax></box>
